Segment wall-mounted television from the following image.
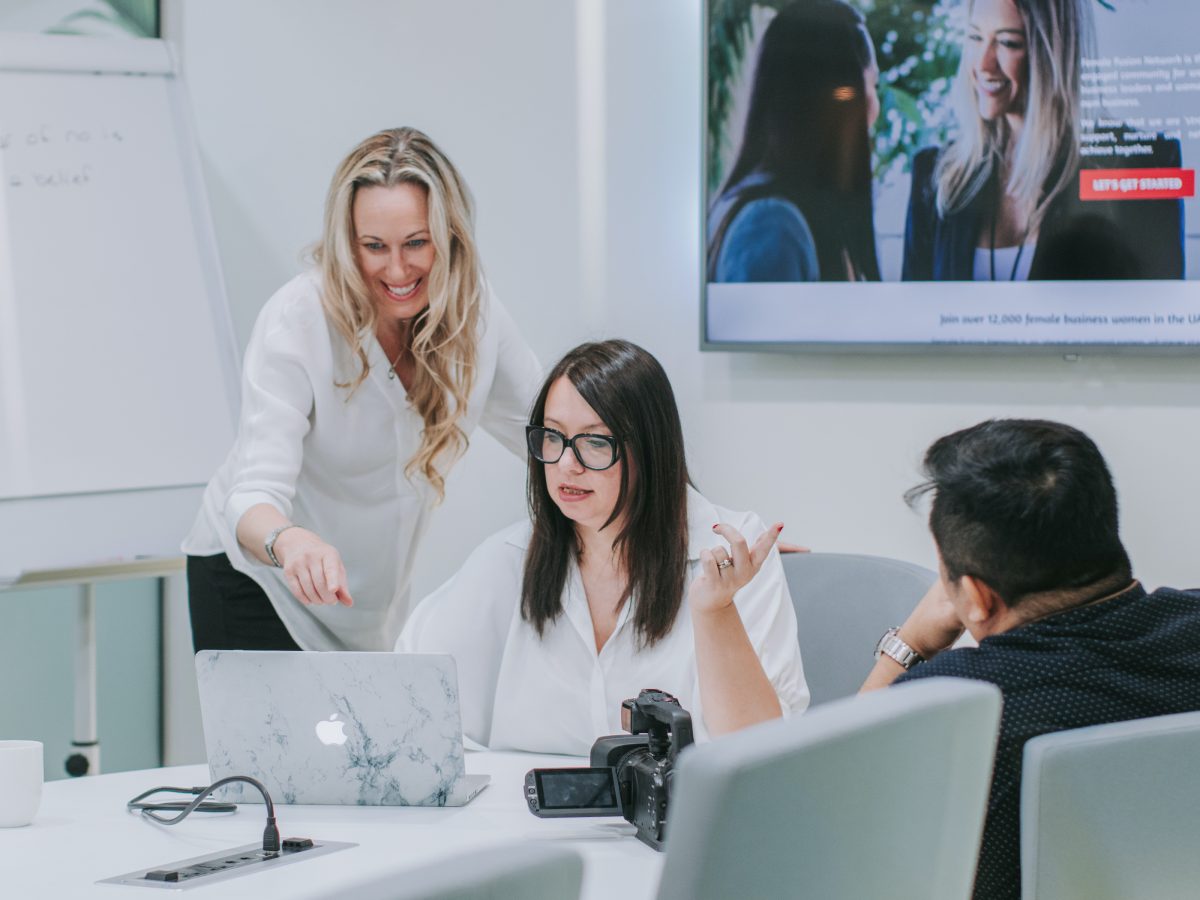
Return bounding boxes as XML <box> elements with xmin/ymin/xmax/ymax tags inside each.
<box><xmin>703</xmin><ymin>0</ymin><xmax>1200</xmax><ymax>350</ymax></box>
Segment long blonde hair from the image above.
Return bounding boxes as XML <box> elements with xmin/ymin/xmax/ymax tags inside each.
<box><xmin>936</xmin><ymin>0</ymin><xmax>1090</xmax><ymax>236</ymax></box>
<box><xmin>313</xmin><ymin>127</ymin><xmax>482</xmax><ymax>499</ymax></box>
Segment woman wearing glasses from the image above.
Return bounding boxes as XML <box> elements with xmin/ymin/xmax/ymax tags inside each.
<box><xmin>397</xmin><ymin>340</ymin><xmax>807</xmax><ymax>753</ymax></box>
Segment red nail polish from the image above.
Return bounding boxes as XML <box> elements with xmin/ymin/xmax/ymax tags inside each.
<box><xmin>712</xmin><ymin>524</ymin><xmax>719</xmax><ymax>531</ymax></box>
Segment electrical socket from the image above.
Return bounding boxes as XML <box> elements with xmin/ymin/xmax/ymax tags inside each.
<box><xmin>97</xmin><ymin>839</ymin><xmax>356</xmax><ymax>890</ymax></box>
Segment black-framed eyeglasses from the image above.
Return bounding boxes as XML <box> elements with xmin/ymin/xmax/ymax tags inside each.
<box><xmin>526</xmin><ymin>425</ymin><xmax>621</xmax><ymax>471</ymax></box>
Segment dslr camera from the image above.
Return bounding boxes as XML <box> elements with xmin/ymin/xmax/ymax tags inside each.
<box><xmin>524</xmin><ymin>689</ymin><xmax>694</xmax><ymax>850</ymax></box>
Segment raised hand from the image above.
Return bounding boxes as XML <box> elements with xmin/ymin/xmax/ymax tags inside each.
<box><xmin>688</xmin><ymin>521</ymin><xmax>784</xmax><ymax>614</ymax></box>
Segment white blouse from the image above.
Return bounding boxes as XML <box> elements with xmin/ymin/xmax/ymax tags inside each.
<box><xmin>182</xmin><ymin>270</ymin><xmax>542</xmax><ymax>651</ymax></box>
<box><xmin>396</xmin><ymin>488</ymin><xmax>809</xmax><ymax>755</ymax></box>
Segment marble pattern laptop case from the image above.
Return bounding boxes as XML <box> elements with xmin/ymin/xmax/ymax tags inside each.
<box><xmin>195</xmin><ymin>651</ymin><xmax>480</xmax><ymax>806</ymax></box>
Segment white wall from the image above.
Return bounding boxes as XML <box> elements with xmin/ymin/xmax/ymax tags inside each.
<box><xmin>174</xmin><ymin>0</ymin><xmax>1200</xmax><ymax>600</ymax></box>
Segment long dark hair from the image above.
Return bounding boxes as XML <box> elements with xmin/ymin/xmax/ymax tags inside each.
<box><xmin>521</xmin><ymin>340</ymin><xmax>690</xmax><ymax>646</ymax></box>
<box><xmin>712</xmin><ymin>0</ymin><xmax>880</xmax><ymax>281</ymax></box>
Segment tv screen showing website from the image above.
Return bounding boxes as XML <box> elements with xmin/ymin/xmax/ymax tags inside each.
<box><xmin>704</xmin><ymin>0</ymin><xmax>1200</xmax><ymax>349</ymax></box>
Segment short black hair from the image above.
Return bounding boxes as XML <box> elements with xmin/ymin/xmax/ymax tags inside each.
<box><xmin>907</xmin><ymin>419</ymin><xmax>1131</xmax><ymax>606</ymax></box>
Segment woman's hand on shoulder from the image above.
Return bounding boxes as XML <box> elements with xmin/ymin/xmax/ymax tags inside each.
<box><xmin>275</xmin><ymin>528</ymin><xmax>354</xmax><ymax>607</ymax></box>
<box><xmin>688</xmin><ymin>521</ymin><xmax>784</xmax><ymax>615</ymax></box>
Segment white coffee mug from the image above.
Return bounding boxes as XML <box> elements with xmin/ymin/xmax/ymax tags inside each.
<box><xmin>0</xmin><ymin>740</ymin><xmax>43</xmax><ymax>827</ymax></box>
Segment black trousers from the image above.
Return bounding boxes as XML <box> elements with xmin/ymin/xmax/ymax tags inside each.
<box><xmin>187</xmin><ymin>553</ymin><xmax>301</xmax><ymax>653</ymax></box>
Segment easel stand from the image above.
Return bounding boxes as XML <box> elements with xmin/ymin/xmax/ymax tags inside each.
<box><xmin>69</xmin><ymin>582</ymin><xmax>99</xmax><ymax>776</ymax></box>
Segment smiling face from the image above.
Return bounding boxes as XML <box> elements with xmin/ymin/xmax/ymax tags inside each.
<box><xmin>965</xmin><ymin>0</ymin><xmax>1029</xmax><ymax>124</ymax></box>
<box><xmin>352</xmin><ymin>182</ymin><xmax>435</xmax><ymax>325</ymax></box>
<box><xmin>541</xmin><ymin>377</ymin><xmax>625</xmax><ymax>535</ymax></box>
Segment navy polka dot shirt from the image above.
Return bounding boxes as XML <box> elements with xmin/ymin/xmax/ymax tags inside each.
<box><xmin>896</xmin><ymin>583</ymin><xmax>1200</xmax><ymax>900</ymax></box>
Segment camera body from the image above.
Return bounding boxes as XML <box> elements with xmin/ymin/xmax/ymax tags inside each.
<box><xmin>525</xmin><ymin>689</ymin><xmax>694</xmax><ymax>851</ymax></box>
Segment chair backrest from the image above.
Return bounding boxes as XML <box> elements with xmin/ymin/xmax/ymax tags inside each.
<box><xmin>342</xmin><ymin>842</ymin><xmax>584</xmax><ymax>900</ymax></box>
<box><xmin>782</xmin><ymin>552</ymin><xmax>937</xmax><ymax>705</ymax></box>
<box><xmin>1021</xmin><ymin>711</ymin><xmax>1200</xmax><ymax>900</ymax></box>
<box><xmin>657</xmin><ymin>678</ymin><xmax>1002</xmax><ymax>900</ymax></box>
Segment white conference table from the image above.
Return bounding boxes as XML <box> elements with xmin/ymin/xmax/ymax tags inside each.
<box><xmin>5</xmin><ymin>751</ymin><xmax>663</xmax><ymax>898</ymax></box>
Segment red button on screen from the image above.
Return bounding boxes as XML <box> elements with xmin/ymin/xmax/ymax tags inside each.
<box><xmin>1080</xmin><ymin>168</ymin><xmax>1195</xmax><ymax>201</ymax></box>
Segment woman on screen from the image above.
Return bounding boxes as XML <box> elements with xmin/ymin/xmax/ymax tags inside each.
<box><xmin>707</xmin><ymin>0</ymin><xmax>881</xmax><ymax>283</ymax></box>
<box><xmin>396</xmin><ymin>340</ymin><xmax>808</xmax><ymax>754</ymax></box>
<box><xmin>901</xmin><ymin>0</ymin><xmax>1183</xmax><ymax>281</ymax></box>
<box><xmin>182</xmin><ymin>127</ymin><xmax>542</xmax><ymax>652</ymax></box>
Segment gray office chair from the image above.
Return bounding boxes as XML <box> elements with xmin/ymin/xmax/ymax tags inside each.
<box><xmin>657</xmin><ymin>677</ymin><xmax>1002</xmax><ymax>900</ymax></box>
<box><xmin>342</xmin><ymin>842</ymin><xmax>584</xmax><ymax>900</ymax></box>
<box><xmin>783</xmin><ymin>552</ymin><xmax>937</xmax><ymax>705</ymax></box>
<box><xmin>1021</xmin><ymin>710</ymin><xmax>1200</xmax><ymax>900</ymax></box>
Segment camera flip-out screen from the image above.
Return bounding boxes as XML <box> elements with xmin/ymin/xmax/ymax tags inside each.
<box><xmin>534</xmin><ymin>768</ymin><xmax>619</xmax><ymax>810</ymax></box>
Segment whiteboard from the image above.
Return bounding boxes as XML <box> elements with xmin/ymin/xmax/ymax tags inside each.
<box><xmin>0</xmin><ymin>35</ymin><xmax>239</xmax><ymax>580</ymax></box>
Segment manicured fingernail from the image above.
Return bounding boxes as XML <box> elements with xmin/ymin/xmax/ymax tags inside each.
<box><xmin>776</xmin><ymin>524</ymin><xmax>784</xmax><ymax>532</ymax></box>
<box><xmin>712</xmin><ymin>524</ymin><xmax>719</xmax><ymax>531</ymax></box>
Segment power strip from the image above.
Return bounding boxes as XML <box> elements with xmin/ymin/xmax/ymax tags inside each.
<box><xmin>97</xmin><ymin>839</ymin><xmax>357</xmax><ymax>890</ymax></box>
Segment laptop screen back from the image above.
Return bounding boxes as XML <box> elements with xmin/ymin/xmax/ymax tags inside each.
<box><xmin>195</xmin><ymin>650</ymin><xmax>467</xmax><ymax>806</ymax></box>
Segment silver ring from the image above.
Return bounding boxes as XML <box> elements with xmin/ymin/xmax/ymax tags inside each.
<box><xmin>716</xmin><ymin>558</ymin><xmax>733</xmax><ymax>571</ymax></box>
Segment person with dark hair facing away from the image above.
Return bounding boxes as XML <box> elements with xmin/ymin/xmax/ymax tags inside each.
<box><xmin>397</xmin><ymin>340</ymin><xmax>808</xmax><ymax>753</ymax></box>
<box><xmin>861</xmin><ymin>419</ymin><xmax>1200</xmax><ymax>900</ymax></box>
<box><xmin>708</xmin><ymin>0</ymin><xmax>881</xmax><ymax>282</ymax></box>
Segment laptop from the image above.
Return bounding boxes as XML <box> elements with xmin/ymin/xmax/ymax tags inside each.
<box><xmin>194</xmin><ymin>650</ymin><xmax>489</xmax><ymax>806</ymax></box>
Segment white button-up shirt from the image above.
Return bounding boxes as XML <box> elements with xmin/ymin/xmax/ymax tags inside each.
<box><xmin>183</xmin><ymin>270</ymin><xmax>542</xmax><ymax>651</ymax></box>
<box><xmin>397</xmin><ymin>488</ymin><xmax>809</xmax><ymax>754</ymax></box>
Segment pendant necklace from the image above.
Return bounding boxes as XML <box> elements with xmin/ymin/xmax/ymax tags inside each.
<box><xmin>989</xmin><ymin>170</ymin><xmax>1027</xmax><ymax>282</ymax></box>
<box><xmin>382</xmin><ymin>320</ymin><xmax>416</xmax><ymax>381</ymax></box>
<box><xmin>386</xmin><ymin>349</ymin><xmax>404</xmax><ymax>380</ymax></box>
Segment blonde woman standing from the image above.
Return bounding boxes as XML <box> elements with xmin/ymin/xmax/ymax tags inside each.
<box><xmin>902</xmin><ymin>0</ymin><xmax>1183</xmax><ymax>281</ymax></box>
<box><xmin>183</xmin><ymin>127</ymin><xmax>542</xmax><ymax>652</ymax></box>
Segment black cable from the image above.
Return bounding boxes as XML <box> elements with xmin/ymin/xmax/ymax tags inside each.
<box><xmin>127</xmin><ymin>775</ymin><xmax>280</xmax><ymax>853</ymax></box>
<box><xmin>126</xmin><ymin>785</ymin><xmax>237</xmax><ymax>814</ymax></box>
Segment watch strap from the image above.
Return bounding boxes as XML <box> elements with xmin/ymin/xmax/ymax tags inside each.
<box><xmin>264</xmin><ymin>524</ymin><xmax>298</xmax><ymax>568</ymax></box>
<box><xmin>874</xmin><ymin>627</ymin><xmax>925</xmax><ymax>670</ymax></box>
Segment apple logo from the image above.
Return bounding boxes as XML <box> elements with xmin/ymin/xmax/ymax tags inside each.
<box><xmin>315</xmin><ymin>714</ymin><xmax>348</xmax><ymax>746</ymax></box>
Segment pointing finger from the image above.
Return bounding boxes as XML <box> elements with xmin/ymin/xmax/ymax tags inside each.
<box><xmin>334</xmin><ymin>559</ymin><xmax>353</xmax><ymax>606</ymax></box>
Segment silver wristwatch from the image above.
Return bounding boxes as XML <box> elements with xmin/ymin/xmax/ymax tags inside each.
<box><xmin>874</xmin><ymin>627</ymin><xmax>924</xmax><ymax>670</ymax></box>
<box><xmin>264</xmin><ymin>524</ymin><xmax>298</xmax><ymax>568</ymax></box>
